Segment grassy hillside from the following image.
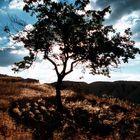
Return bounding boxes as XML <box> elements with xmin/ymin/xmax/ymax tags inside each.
<box><xmin>58</xmin><ymin>80</ymin><xmax>140</xmax><ymax>103</ymax></box>
<box><xmin>0</xmin><ymin>74</ymin><xmax>140</xmax><ymax>140</ymax></box>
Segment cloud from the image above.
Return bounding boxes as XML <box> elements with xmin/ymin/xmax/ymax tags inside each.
<box><xmin>9</xmin><ymin>0</ymin><xmax>25</xmax><ymax>10</ymax></box>
<box><xmin>0</xmin><ymin>0</ymin><xmax>140</xmax><ymax>83</ymax></box>
<box><xmin>0</xmin><ymin>47</ymin><xmax>27</xmax><ymax>66</ymax></box>
<box><xmin>94</xmin><ymin>0</ymin><xmax>140</xmax><ymax>25</ymax></box>
<box><xmin>1</xmin><ymin>62</ymin><xmax>140</xmax><ymax>84</ymax></box>
<box><xmin>89</xmin><ymin>0</ymin><xmax>140</xmax><ymax>51</ymax></box>
<box><xmin>0</xmin><ymin>51</ymin><xmax>139</xmax><ymax>83</ymax></box>
<box><xmin>135</xmin><ymin>42</ymin><xmax>140</xmax><ymax>49</ymax></box>
<box><xmin>0</xmin><ymin>23</ymin><xmax>36</xmax><ymax>69</ymax></box>
<box><xmin>133</xmin><ymin>32</ymin><xmax>140</xmax><ymax>42</ymax></box>
<box><xmin>113</xmin><ymin>15</ymin><xmax>132</xmax><ymax>32</ymax></box>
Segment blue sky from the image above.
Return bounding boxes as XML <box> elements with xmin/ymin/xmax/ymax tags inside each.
<box><xmin>0</xmin><ymin>0</ymin><xmax>140</xmax><ymax>83</ymax></box>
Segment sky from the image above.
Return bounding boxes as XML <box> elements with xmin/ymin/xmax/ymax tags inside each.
<box><xmin>0</xmin><ymin>0</ymin><xmax>140</xmax><ymax>83</ymax></box>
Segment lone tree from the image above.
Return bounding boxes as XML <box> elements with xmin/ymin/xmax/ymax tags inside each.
<box><xmin>11</xmin><ymin>0</ymin><xmax>139</xmax><ymax>110</ymax></box>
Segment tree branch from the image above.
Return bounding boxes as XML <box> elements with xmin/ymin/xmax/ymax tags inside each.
<box><xmin>65</xmin><ymin>59</ymin><xmax>81</xmax><ymax>76</ymax></box>
<box><xmin>60</xmin><ymin>52</ymin><xmax>69</xmax><ymax>76</ymax></box>
<box><xmin>46</xmin><ymin>56</ymin><xmax>59</xmax><ymax>76</ymax></box>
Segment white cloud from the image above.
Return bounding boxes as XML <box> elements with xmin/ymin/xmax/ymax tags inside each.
<box><xmin>133</xmin><ymin>32</ymin><xmax>140</xmax><ymax>40</ymax></box>
<box><xmin>52</xmin><ymin>0</ymin><xmax>58</xmax><ymax>2</ymax></box>
<box><xmin>113</xmin><ymin>10</ymin><xmax>140</xmax><ymax>33</ymax></box>
<box><xmin>24</xmin><ymin>24</ymin><xmax>34</xmax><ymax>31</ymax></box>
<box><xmin>85</xmin><ymin>3</ymin><xmax>92</xmax><ymax>11</ymax></box>
<box><xmin>135</xmin><ymin>41</ymin><xmax>140</xmax><ymax>48</ymax></box>
<box><xmin>114</xmin><ymin>16</ymin><xmax>132</xmax><ymax>32</ymax></box>
<box><xmin>9</xmin><ymin>0</ymin><xmax>25</xmax><ymax>10</ymax></box>
<box><xmin>7</xmin><ymin>36</ymin><xmax>23</xmax><ymax>47</ymax></box>
<box><xmin>126</xmin><ymin>74</ymin><xmax>140</xmax><ymax>81</ymax></box>
<box><xmin>10</xmin><ymin>48</ymin><xmax>28</xmax><ymax>55</ymax></box>
<box><xmin>85</xmin><ymin>0</ymin><xmax>100</xmax><ymax>11</ymax></box>
<box><xmin>10</xmin><ymin>60</ymin><xmax>57</xmax><ymax>83</ymax></box>
<box><xmin>7</xmin><ymin>24</ymin><xmax>34</xmax><ymax>48</ymax></box>
<box><xmin>26</xmin><ymin>60</ymin><xmax>57</xmax><ymax>83</ymax></box>
<box><xmin>0</xmin><ymin>0</ymin><xmax>139</xmax><ymax>83</ymax></box>
<box><xmin>0</xmin><ymin>59</ymin><xmax>140</xmax><ymax>84</ymax></box>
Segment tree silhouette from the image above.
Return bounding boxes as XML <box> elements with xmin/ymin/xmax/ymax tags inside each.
<box><xmin>11</xmin><ymin>0</ymin><xmax>139</xmax><ymax>110</ymax></box>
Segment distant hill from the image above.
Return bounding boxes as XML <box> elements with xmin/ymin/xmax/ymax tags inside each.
<box><xmin>53</xmin><ymin>80</ymin><xmax>140</xmax><ymax>104</ymax></box>
<box><xmin>0</xmin><ymin>74</ymin><xmax>39</xmax><ymax>83</ymax></box>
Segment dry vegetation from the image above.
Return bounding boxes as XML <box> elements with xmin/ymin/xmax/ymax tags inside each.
<box><xmin>0</xmin><ymin>74</ymin><xmax>140</xmax><ymax>140</ymax></box>
<box><xmin>0</xmin><ymin>74</ymin><xmax>54</xmax><ymax>139</ymax></box>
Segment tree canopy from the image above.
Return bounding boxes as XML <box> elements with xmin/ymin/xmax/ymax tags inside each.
<box><xmin>10</xmin><ymin>0</ymin><xmax>140</xmax><ymax>110</ymax></box>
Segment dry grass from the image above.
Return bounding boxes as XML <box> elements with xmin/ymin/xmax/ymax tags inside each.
<box><xmin>0</xmin><ymin>111</ymin><xmax>33</xmax><ymax>140</ymax></box>
<box><xmin>0</xmin><ymin>75</ymin><xmax>54</xmax><ymax>99</ymax></box>
<box><xmin>0</xmin><ymin>75</ymin><xmax>54</xmax><ymax>140</ymax></box>
<box><xmin>0</xmin><ymin>74</ymin><xmax>140</xmax><ymax>140</ymax></box>
<box><xmin>8</xmin><ymin>94</ymin><xmax>140</xmax><ymax>140</ymax></box>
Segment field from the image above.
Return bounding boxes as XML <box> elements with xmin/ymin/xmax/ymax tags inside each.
<box><xmin>0</xmin><ymin>74</ymin><xmax>140</xmax><ymax>140</ymax></box>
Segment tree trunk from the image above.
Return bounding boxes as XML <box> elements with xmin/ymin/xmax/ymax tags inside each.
<box><xmin>55</xmin><ymin>75</ymin><xmax>63</xmax><ymax>111</ymax></box>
